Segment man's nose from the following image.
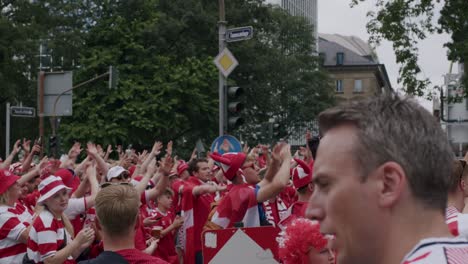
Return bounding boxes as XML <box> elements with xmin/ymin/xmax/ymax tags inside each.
<box><xmin>305</xmin><ymin>192</ymin><xmax>325</xmax><ymax>221</ymax></box>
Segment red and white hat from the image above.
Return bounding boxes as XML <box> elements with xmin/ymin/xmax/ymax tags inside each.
<box><xmin>37</xmin><ymin>175</ymin><xmax>71</xmax><ymax>204</ymax></box>
<box><xmin>210</xmin><ymin>152</ymin><xmax>246</xmax><ymax>180</ymax></box>
<box><xmin>292</xmin><ymin>158</ymin><xmax>312</xmax><ymax>189</ymax></box>
<box><xmin>0</xmin><ymin>169</ymin><xmax>21</xmax><ymax>194</ymax></box>
<box><xmin>177</xmin><ymin>160</ymin><xmax>189</xmax><ymax>176</ymax></box>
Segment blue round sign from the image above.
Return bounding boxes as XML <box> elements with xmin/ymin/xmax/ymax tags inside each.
<box><xmin>210</xmin><ymin>135</ymin><xmax>242</xmax><ymax>154</ymax></box>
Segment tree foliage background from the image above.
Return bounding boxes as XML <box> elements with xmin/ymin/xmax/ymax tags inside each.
<box><xmin>0</xmin><ymin>0</ymin><xmax>333</xmax><ymax>157</ymax></box>
<box><xmin>351</xmin><ymin>0</ymin><xmax>468</xmax><ymax>97</ymax></box>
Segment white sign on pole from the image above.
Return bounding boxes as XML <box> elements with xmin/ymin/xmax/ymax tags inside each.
<box><xmin>41</xmin><ymin>71</ymin><xmax>73</xmax><ymax>116</ymax></box>
<box><xmin>226</xmin><ymin>26</ymin><xmax>254</xmax><ymax>42</ymax></box>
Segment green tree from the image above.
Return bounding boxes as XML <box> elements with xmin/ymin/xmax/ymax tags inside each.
<box><xmin>59</xmin><ymin>0</ymin><xmax>219</xmax><ymax>150</ymax></box>
<box><xmin>351</xmin><ymin>0</ymin><xmax>468</xmax><ymax>96</ymax></box>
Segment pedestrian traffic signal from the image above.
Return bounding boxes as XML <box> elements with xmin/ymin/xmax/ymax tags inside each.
<box><xmin>227</xmin><ymin>86</ymin><xmax>244</xmax><ymax>130</ymax></box>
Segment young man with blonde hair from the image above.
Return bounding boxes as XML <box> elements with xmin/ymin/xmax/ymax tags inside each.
<box><xmin>81</xmin><ymin>184</ymin><xmax>167</xmax><ymax>264</ymax></box>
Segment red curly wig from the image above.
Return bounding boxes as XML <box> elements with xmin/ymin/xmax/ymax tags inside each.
<box><xmin>277</xmin><ymin>218</ymin><xmax>328</xmax><ymax>264</ymax></box>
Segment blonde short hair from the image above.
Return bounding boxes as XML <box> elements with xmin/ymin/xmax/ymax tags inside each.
<box><xmin>95</xmin><ymin>184</ymin><xmax>139</xmax><ymax>237</ymax></box>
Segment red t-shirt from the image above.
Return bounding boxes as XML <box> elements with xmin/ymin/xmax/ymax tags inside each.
<box><xmin>171</xmin><ymin>179</ymin><xmax>185</xmax><ymax>215</ymax></box>
<box><xmin>115</xmin><ymin>248</ymin><xmax>169</xmax><ymax>264</ymax></box>
<box><xmin>290</xmin><ymin>201</ymin><xmax>307</xmax><ymax>218</ymax></box>
<box><xmin>134</xmin><ymin>215</ymin><xmax>147</xmax><ymax>251</ymax></box>
<box><xmin>185</xmin><ymin>177</ymin><xmax>215</xmax><ymax>252</ymax></box>
<box><xmin>152</xmin><ymin>209</ymin><xmax>178</xmax><ymax>263</ymax></box>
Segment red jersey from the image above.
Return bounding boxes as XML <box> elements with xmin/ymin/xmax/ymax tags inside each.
<box><xmin>211</xmin><ymin>184</ymin><xmax>259</xmax><ymax>228</ymax></box>
<box><xmin>152</xmin><ymin>209</ymin><xmax>178</xmax><ymax>264</ymax></box>
<box><xmin>171</xmin><ymin>179</ymin><xmax>185</xmax><ymax>215</ymax></box>
<box><xmin>180</xmin><ymin>176</ymin><xmax>215</xmax><ymax>263</ymax></box>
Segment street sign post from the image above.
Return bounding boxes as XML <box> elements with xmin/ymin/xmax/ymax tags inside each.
<box><xmin>10</xmin><ymin>106</ymin><xmax>36</xmax><ymax>117</ymax></box>
<box><xmin>226</xmin><ymin>26</ymin><xmax>254</xmax><ymax>42</ymax></box>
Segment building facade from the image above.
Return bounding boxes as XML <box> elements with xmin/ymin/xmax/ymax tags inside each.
<box><xmin>437</xmin><ymin>64</ymin><xmax>468</xmax><ymax>157</ymax></box>
<box><xmin>267</xmin><ymin>0</ymin><xmax>318</xmax><ymax>50</ymax></box>
<box><xmin>318</xmin><ymin>33</ymin><xmax>392</xmax><ymax>103</ymax></box>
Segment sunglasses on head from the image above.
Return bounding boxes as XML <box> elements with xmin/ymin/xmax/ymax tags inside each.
<box><xmin>114</xmin><ymin>172</ymin><xmax>130</xmax><ymax>181</ymax></box>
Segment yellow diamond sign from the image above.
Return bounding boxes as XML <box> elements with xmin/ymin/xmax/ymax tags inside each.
<box><xmin>214</xmin><ymin>48</ymin><xmax>239</xmax><ymax>77</ymax></box>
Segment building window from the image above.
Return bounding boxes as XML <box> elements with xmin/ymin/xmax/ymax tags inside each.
<box><xmin>336</xmin><ymin>52</ymin><xmax>344</xmax><ymax>65</ymax></box>
<box><xmin>319</xmin><ymin>52</ymin><xmax>326</xmax><ymax>65</ymax></box>
<box><xmin>336</xmin><ymin>80</ymin><xmax>343</xmax><ymax>93</ymax></box>
<box><xmin>354</xmin><ymin>79</ymin><xmax>363</xmax><ymax>93</ymax></box>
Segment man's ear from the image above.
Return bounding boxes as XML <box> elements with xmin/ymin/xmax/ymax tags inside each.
<box><xmin>460</xmin><ymin>179</ymin><xmax>468</xmax><ymax>193</ymax></box>
<box><xmin>376</xmin><ymin>162</ymin><xmax>406</xmax><ymax>208</ymax></box>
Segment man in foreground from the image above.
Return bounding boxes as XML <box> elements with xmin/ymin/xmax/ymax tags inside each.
<box><xmin>307</xmin><ymin>94</ymin><xmax>468</xmax><ymax>264</ymax></box>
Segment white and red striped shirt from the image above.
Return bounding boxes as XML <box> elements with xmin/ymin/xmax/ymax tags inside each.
<box><xmin>401</xmin><ymin>237</ymin><xmax>468</xmax><ymax>264</ymax></box>
<box><xmin>0</xmin><ymin>205</ymin><xmax>28</xmax><ymax>263</ymax></box>
<box><xmin>445</xmin><ymin>205</ymin><xmax>468</xmax><ymax>239</ymax></box>
<box><xmin>14</xmin><ymin>202</ymin><xmax>34</xmax><ymax>227</ymax></box>
<box><xmin>27</xmin><ymin>210</ymin><xmax>74</xmax><ymax>264</ymax></box>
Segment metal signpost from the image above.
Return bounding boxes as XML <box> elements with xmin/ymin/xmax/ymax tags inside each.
<box><xmin>216</xmin><ymin>0</ymin><xmax>254</xmax><ymax>136</ymax></box>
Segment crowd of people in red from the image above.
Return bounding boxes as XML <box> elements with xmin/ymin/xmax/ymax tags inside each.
<box><xmin>1</xmin><ymin>93</ymin><xmax>468</xmax><ymax>264</ymax></box>
<box><xmin>0</xmin><ymin>126</ymin><xmax>333</xmax><ymax>264</ymax></box>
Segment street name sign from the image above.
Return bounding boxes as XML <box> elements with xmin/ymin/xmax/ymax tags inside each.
<box><xmin>226</xmin><ymin>26</ymin><xmax>254</xmax><ymax>42</ymax></box>
<box><xmin>10</xmin><ymin>106</ymin><xmax>36</xmax><ymax>118</ymax></box>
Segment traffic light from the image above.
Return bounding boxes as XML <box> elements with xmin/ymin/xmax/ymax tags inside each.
<box><xmin>227</xmin><ymin>86</ymin><xmax>244</xmax><ymax>130</ymax></box>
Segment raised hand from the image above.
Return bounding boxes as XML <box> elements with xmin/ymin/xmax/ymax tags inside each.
<box><xmin>151</xmin><ymin>141</ymin><xmax>163</xmax><ymax>156</ymax></box>
<box><xmin>96</xmin><ymin>144</ymin><xmax>105</xmax><ymax>158</ymax></box>
<box><xmin>86</xmin><ymin>142</ymin><xmax>98</xmax><ymax>156</ymax></box>
<box><xmin>172</xmin><ymin>216</ymin><xmax>184</xmax><ymax>228</ymax></box>
<box><xmin>166</xmin><ymin>141</ymin><xmax>173</xmax><ymax>157</ymax></box>
<box><xmin>22</xmin><ymin>138</ymin><xmax>31</xmax><ymax>154</ymax></box>
<box><xmin>242</xmin><ymin>143</ymin><xmax>250</xmax><ymax>154</ymax></box>
<box><xmin>31</xmin><ymin>143</ymin><xmax>41</xmax><ymax>155</ymax></box>
<box><xmin>189</xmin><ymin>148</ymin><xmax>197</xmax><ymax>162</ymax></box>
<box><xmin>12</xmin><ymin>140</ymin><xmax>21</xmax><ymax>154</ymax></box>
<box><xmin>159</xmin><ymin>153</ymin><xmax>174</xmax><ymax>176</ymax></box>
<box><xmin>75</xmin><ymin>227</ymin><xmax>95</xmax><ymax>248</ymax></box>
